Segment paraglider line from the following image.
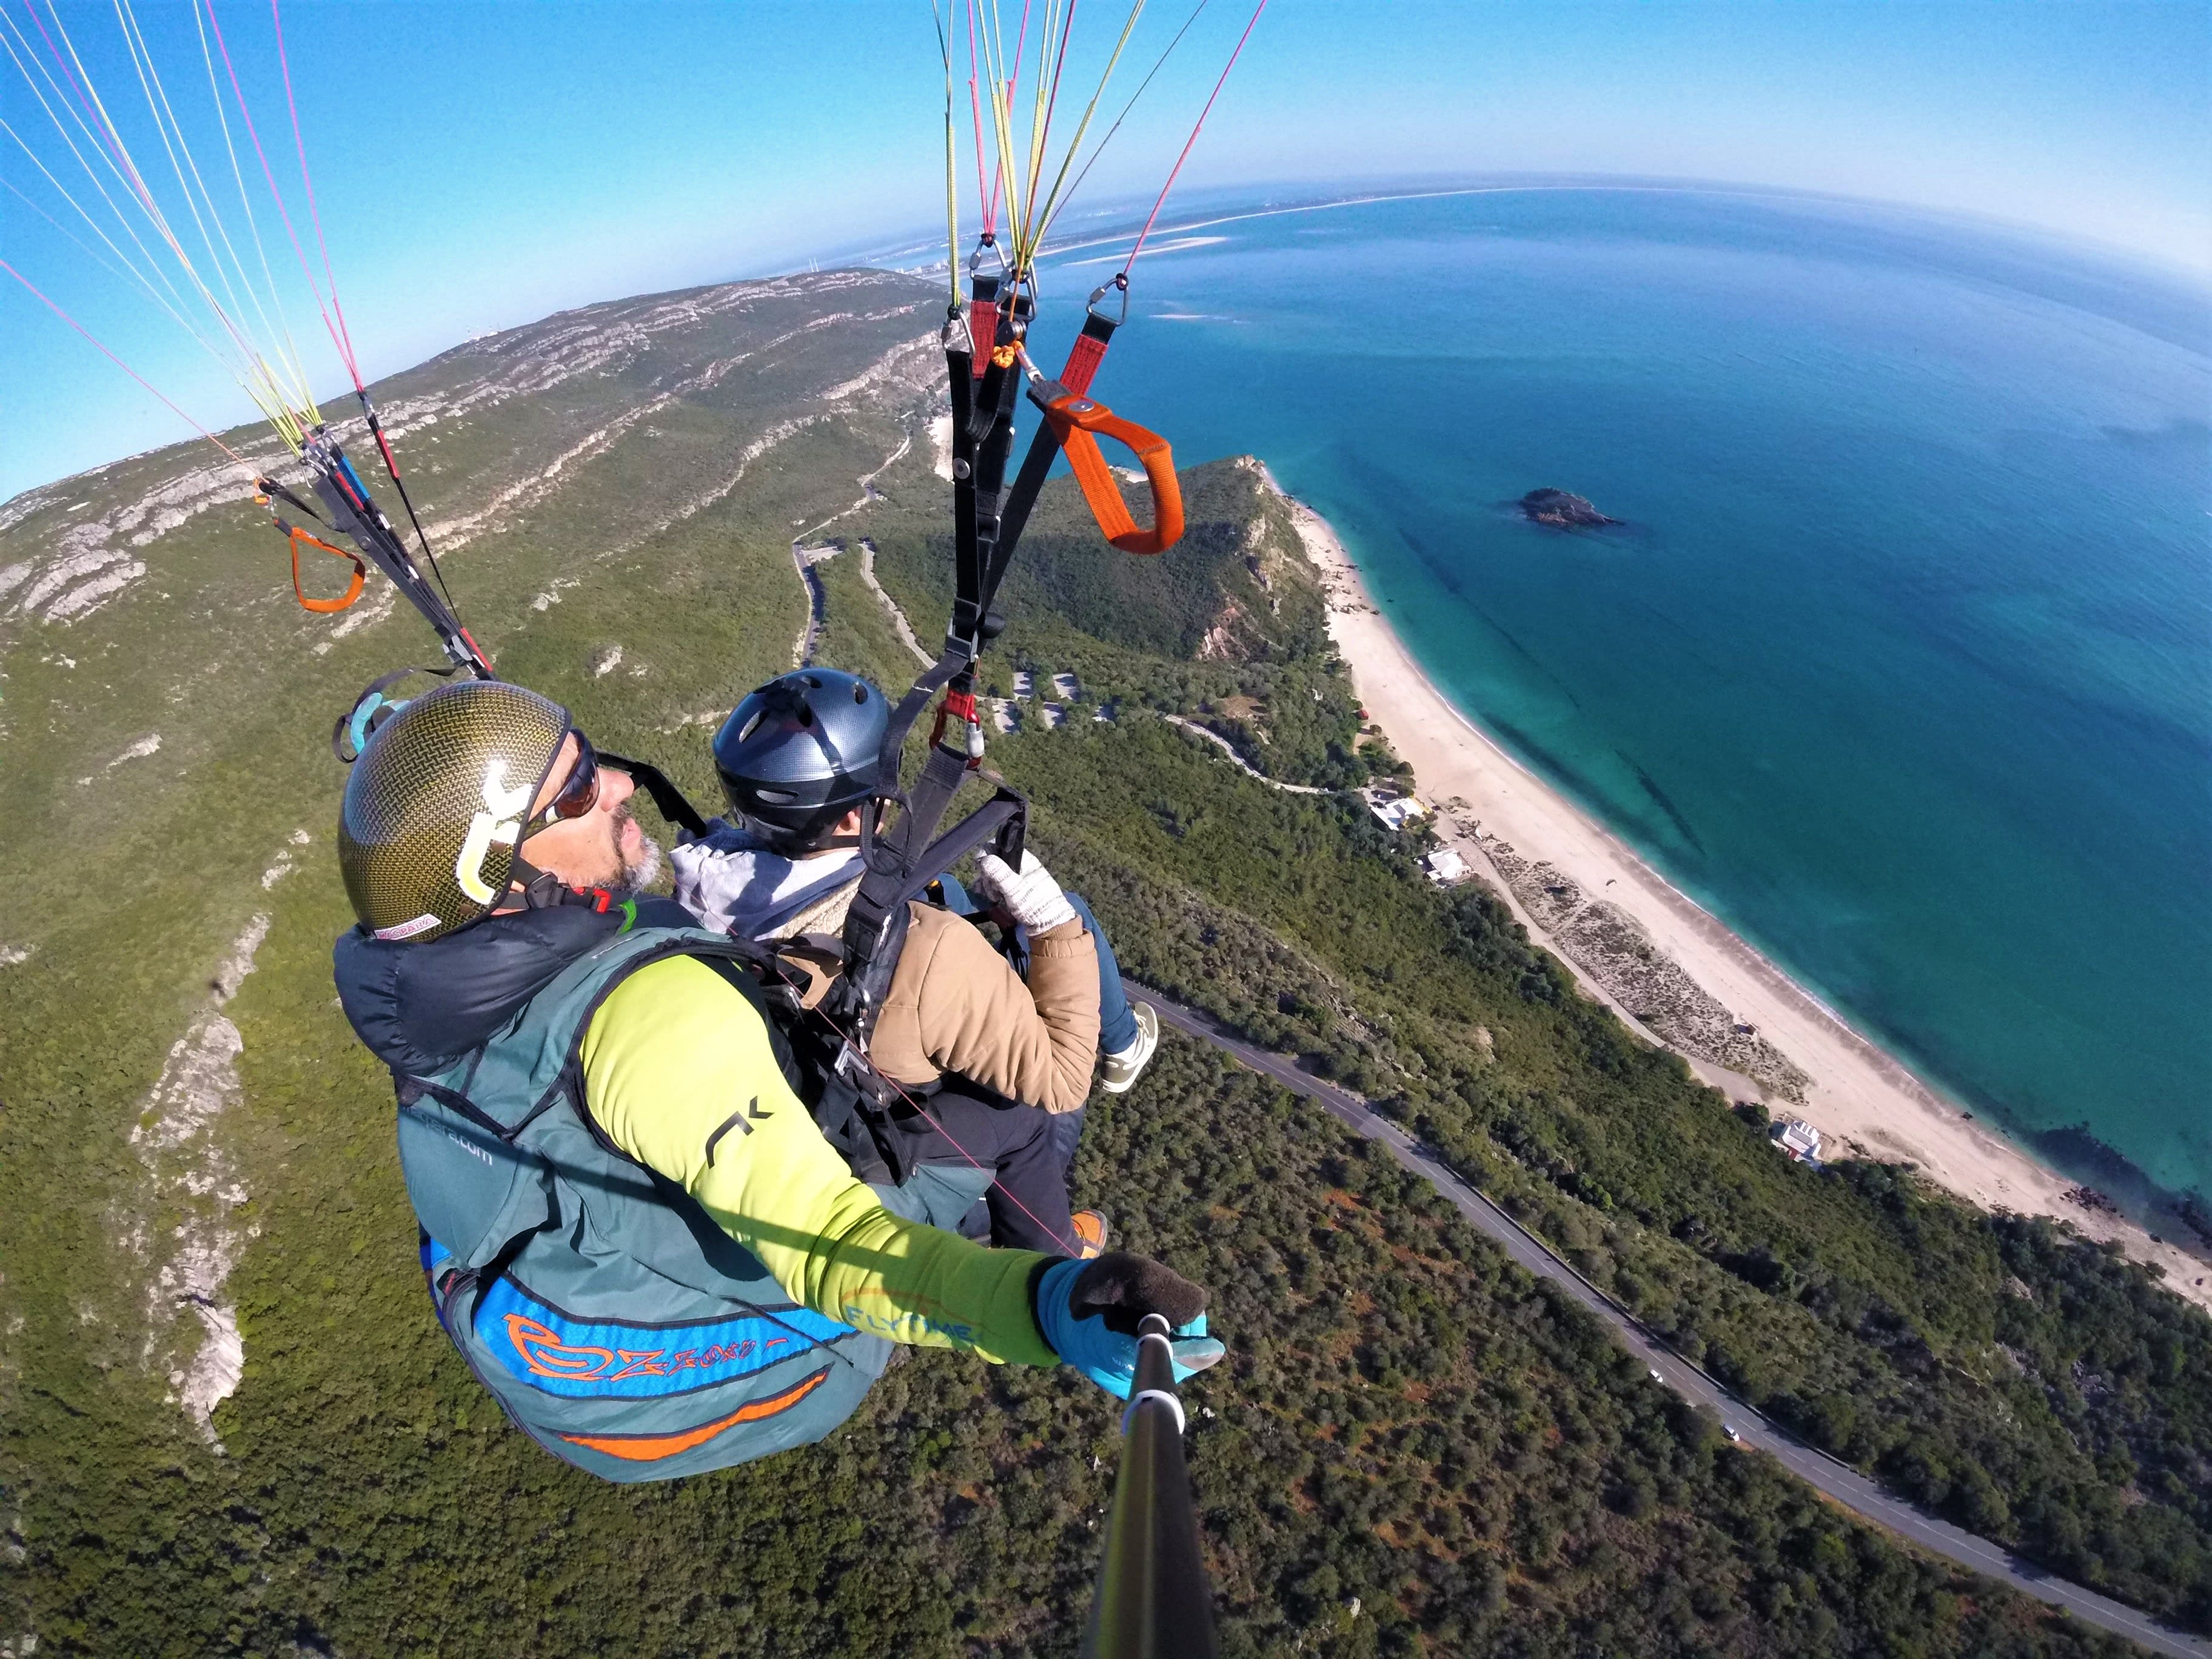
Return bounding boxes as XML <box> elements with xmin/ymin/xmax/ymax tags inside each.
<box><xmin>20</xmin><ymin>1</ymin><xmax>119</xmax><ymax>178</ymax></box>
<box><xmin>1054</xmin><ymin>0</ymin><xmax>1208</xmax><ymax>224</ymax></box>
<box><xmin>202</xmin><ymin>0</ymin><xmax>350</xmax><ymax>390</ymax></box>
<box><xmin>0</xmin><ymin>16</ymin><xmax>241</xmax><ymax>391</ymax></box>
<box><xmin>269</xmin><ymin>0</ymin><xmax>361</xmax><ymax>389</ymax></box>
<box><xmin>1031</xmin><ymin>0</ymin><xmax>1078</xmax><ymax>210</ymax></box>
<box><xmin>1</xmin><ymin>252</ymin><xmax>247</xmax><ymax>466</ymax></box>
<box><xmin>1123</xmin><ymin>0</ymin><xmax>1263</xmax><ymax>272</ymax></box>
<box><xmin>966</xmin><ymin>0</ymin><xmax>993</xmax><ymax>234</ymax></box>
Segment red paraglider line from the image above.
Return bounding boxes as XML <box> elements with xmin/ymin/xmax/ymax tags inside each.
<box><xmin>966</xmin><ymin>0</ymin><xmax>993</xmax><ymax>234</ymax></box>
<box><xmin>1007</xmin><ymin>0</ymin><xmax>1034</xmax><ymax>124</ymax></box>
<box><xmin>1124</xmin><ymin>0</ymin><xmax>1265</xmax><ymax>273</ymax></box>
<box><xmin>201</xmin><ymin>0</ymin><xmax>348</xmax><ymax>388</ymax></box>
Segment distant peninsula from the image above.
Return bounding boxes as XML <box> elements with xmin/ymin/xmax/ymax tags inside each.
<box><xmin>1519</xmin><ymin>487</ymin><xmax>1618</xmax><ymax>528</ymax></box>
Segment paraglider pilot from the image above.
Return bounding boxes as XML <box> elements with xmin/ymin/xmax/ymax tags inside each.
<box><xmin>331</xmin><ymin>679</ymin><xmax>1221</xmax><ymax>1482</ymax></box>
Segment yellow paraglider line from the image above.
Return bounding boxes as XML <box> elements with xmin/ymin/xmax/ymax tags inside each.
<box><xmin>931</xmin><ymin>0</ymin><xmax>962</xmax><ymax>305</ymax></box>
<box><xmin>964</xmin><ymin>0</ymin><xmax>1168</xmax><ymax>281</ymax></box>
<box><xmin>191</xmin><ymin>0</ymin><xmax>316</xmax><ymax>422</ymax></box>
<box><xmin>24</xmin><ymin>0</ymin><xmax>312</xmax><ymax>444</ymax></box>
<box><xmin>0</xmin><ymin>16</ymin><xmax>224</xmax><ymax>368</ymax></box>
<box><xmin>0</xmin><ymin>105</ymin><xmax>213</xmax><ymax>355</ymax></box>
<box><xmin>115</xmin><ymin>0</ymin><xmax>318</xmax><ymax>426</ymax></box>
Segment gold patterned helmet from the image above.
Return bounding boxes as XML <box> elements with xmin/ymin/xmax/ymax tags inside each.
<box><xmin>338</xmin><ymin>680</ymin><xmax>569</xmax><ymax>943</ymax></box>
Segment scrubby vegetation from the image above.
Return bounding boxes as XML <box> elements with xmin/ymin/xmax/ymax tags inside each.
<box><xmin>2</xmin><ymin>271</ymin><xmax>2205</xmax><ymax>1654</ymax></box>
<box><xmin>866</xmin><ymin>407</ymin><xmax>2212</xmax><ymax>1634</ymax></box>
<box><xmin>998</xmin><ymin>727</ymin><xmax>2212</xmax><ymax>1632</ymax></box>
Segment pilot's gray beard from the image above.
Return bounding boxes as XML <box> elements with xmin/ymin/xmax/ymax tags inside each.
<box><xmin>595</xmin><ymin>799</ymin><xmax>663</xmax><ymax>897</ymax></box>
<box><xmin>615</xmin><ymin>829</ymin><xmax>663</xmax><ymax>897</ymax></box>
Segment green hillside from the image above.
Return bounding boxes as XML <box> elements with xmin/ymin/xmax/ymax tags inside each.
<box><xmin>1</xmin><ymin>270</ymin><xmax>2204</xmax><ymax>1655</ymax></box>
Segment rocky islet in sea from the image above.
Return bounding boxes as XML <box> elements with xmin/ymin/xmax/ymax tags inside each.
<box><xmin>1519</xmin><ymin>486</ymin><xmax>1620</xmax><ymax>528</ymax></box>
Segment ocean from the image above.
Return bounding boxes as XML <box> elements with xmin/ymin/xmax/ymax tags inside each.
<box><xmin>1035</xmin><ymin>187</ymin><xmax>2212</xmax><ymax>1219</ymax></box>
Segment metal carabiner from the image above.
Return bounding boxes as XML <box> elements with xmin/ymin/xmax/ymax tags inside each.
<box><xmin>967</xmin><ymin>234</ymin><xmax>1010</xmax><ymax>285</ymax></box>
<box><xmin>1087</xmin><ymin>272</ymin><xmax>1131</xmax><ymax>329</ymax></box>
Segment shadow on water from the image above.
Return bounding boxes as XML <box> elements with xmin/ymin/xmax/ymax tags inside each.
<box><xmin>2028</xmin><ymin>1122</ymin><xmax>2212</xmax><ymax>1263</ymax></box>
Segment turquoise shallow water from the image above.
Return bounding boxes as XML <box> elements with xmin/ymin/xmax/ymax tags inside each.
<box><xmin>1036</xmin><ymin>189</ymin><xmax>2212</xmax><ymax>1218</ymax></box>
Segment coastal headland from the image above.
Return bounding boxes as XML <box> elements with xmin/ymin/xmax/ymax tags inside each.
<box><xmin>1266</xmin><ymin>471</ymin><xmax>2212</xmax><ymax>1315</ymax></box>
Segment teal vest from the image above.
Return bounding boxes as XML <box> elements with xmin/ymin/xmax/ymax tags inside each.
<box><xmin>395</xmin><ymin>922</ymin><xmax>987</xmax><ymax>1482</ymax></box>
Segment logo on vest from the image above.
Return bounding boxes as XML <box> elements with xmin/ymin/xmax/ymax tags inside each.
<box><xmin>505</xmin><ymin>1314</ymin><xmax>798</xmax><ymax>1387</ymax></box>
<box><xmin>454</xmin><ymin>759</ymin><xmax>533</xmax><ymax>904</ymax></box>
<box><xmin>476</xmin><ymin>1269</ymin><xmax>854</xmax><ymax>1401</ymax></box>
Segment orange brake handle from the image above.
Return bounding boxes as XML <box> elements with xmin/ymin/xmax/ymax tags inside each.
<box><xmin>1043</xmin><ymin>391</ymin><xmax>1184</xmax><ymax>557</ymax></box>
<box><xmin>286</xmin><ymin>522</ymin><xmax>367</xmax><ymax>614</ymax></box>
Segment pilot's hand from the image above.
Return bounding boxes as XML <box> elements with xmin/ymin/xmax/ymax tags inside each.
<box><xmin>1033</xmin><ymin>1252</ymin><xmax>1224</xmax><ymax>1399</ymax></box>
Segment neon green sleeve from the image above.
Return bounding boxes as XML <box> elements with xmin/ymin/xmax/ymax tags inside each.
<box><xmin>581</xmin><ymin>954</ymin><xmax>1056</xmax><ymax>1366</ymax></box>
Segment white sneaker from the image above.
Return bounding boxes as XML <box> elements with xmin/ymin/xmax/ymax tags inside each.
<box><xmin>1100</xmin><ymin>1000</ymin><xmax>1159</xmax><ymax>1095</ymax></box>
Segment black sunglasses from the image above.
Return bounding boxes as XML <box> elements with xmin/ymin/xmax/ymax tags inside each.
<box><xmin>523</xmin><ymin>730</ymin><xmax>602</xmax><ymax>834</ymax></box>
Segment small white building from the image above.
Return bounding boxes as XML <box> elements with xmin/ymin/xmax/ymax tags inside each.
<box><xmin>1370</xmin><ymin>793</ymin><xmax>1428</xmax><ymax>833</ymax></box>
<box><xmin>1093</xmin><ymin>702</ymin><xmax>1116</xmax><ymax>723</ymax></box>
<box><xmin>1051</xmin><ymin>671</ymin><xmax>1082</xmax><ymax>701</ymax></box>
<box><xmin>1771</xmin><ymin>1117</ymin><xmax>1823</xmax><ymax>1165</ymax></box>
<box><xmin>1422</xmin><ymin>847</ymin><xmax>1467</xmax><ymax>885</ymax></box>
<box><xmin>1011</xmin><ymin>669</ymin><xmax>1035</xmax><ymax>697</ymax></box>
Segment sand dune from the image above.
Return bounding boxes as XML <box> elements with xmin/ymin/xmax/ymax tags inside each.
<box><xmin>1269</xmin><ymin>474</ymin><xmax>2211</xmax><ymax>1314</ymax></box>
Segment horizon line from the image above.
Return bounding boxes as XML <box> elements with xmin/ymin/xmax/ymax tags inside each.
<box><xmin>7</xmin><ymin>172</ymin><xmax>2205</xmax><ymax>505</ymax></box>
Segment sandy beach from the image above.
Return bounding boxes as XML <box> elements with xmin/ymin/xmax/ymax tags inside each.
<box><xmin>1265</xmin><ymin>472</ymin><xmax>2212</xmax><ymax>1313</ymax></box>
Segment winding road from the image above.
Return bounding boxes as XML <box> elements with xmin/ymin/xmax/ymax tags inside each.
<box><xmin>1128</xmin><ymin>985</ymin><xmax>2210</xmax><ymax>1658</ymax></box>
<box><xmin>836</xmin><ymin>420</ymin><xmax>2201</xmax><ymax>1653</ymax></box>
<box><xmin>1160</xmin><ymin>715</ymin><xmax>1341</xmax><ymax>796</ymax></box>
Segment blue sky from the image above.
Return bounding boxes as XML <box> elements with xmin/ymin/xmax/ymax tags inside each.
<box><xmin>3</xmin><ymin>0</ymin><xmax>2206</xmax><ymax>500</ymax></box>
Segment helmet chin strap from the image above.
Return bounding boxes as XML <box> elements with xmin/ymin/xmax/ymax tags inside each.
<box><xmin>503</xmin><ymin>854</ymin><xmax>620</xmax><ymax>913</ymax></box>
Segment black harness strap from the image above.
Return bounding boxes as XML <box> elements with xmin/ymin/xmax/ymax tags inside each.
<box><xmin>950</xmin><ymin>305</ymin><xmax>1030</xmax><ymax>660</ymax></box>
<box><xmin>828</xmin><ymin>269</ymin><xmax>1118</xmax><ymax>1045</ymax></box>
<box><xmin>993</xmin><ymin>292</ymin><xmax>1125</xmax><ymax>580</ymax></box>
<box><xmin>834</xmin><ymin>739</ymin><xmax>970</xmax><ymax>1033</ymax></box>
<box><xmin>692</xmin><ymin>944</ymin><xmax>913</xmax><ymax>1187</ymax></box>
<box><xmin>257</xmin><ymin>473</ymin><xmax>330</xmax><ymax>527</ymax></box>
<box><xmin>305</xmin><ymin>432</ymin><xmax>489</xmax><ymax>677</ymax></box>
<box><xmin>595</xmin><ymin>751</ymin><xmax>710</xmax><ymax>839</ymax></box>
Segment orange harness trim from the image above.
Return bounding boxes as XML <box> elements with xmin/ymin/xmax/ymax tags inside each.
<box><xmin>1043</xmin><ymin>392</ymin><xmax>1184</xmax><ymax>556</ymax></box>
<box><xmin>555</xmin><ymin>1364</ymin><xmax>833</xmax><ymax>1461</ymax></box>
<box><xmin>286</xmin><ymin>522</ymin><xmax>367</xmax><ymax>614</ymax></box>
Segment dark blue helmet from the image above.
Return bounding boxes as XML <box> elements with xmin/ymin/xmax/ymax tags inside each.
<box><xmin>712</xmin><ymin>668</ymin><xmax>891</xmax><ymax>850</ymax></box>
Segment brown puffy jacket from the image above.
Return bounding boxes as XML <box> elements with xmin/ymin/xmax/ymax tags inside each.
<box><xmin>776</xmin><ymin>891</ymin><xmax>1100</xmax><ymax>1114</ymax></box>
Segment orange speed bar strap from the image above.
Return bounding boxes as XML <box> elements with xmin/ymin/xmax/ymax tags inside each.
<box><xmin>1043</xmin><ymin>392</ymin><xmax>1184</xmax><ymax>556</ymax></box>
<box><xmin>287</xmin><ymin>523</ymin><xmax>367</xmax><ymax>614</ymax></box>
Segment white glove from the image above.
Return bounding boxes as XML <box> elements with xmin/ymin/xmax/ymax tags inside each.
<box><xmin>972</xmin><ymin>850</ymin><xmax>1079</xmax><ymax>935</ymax></box>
